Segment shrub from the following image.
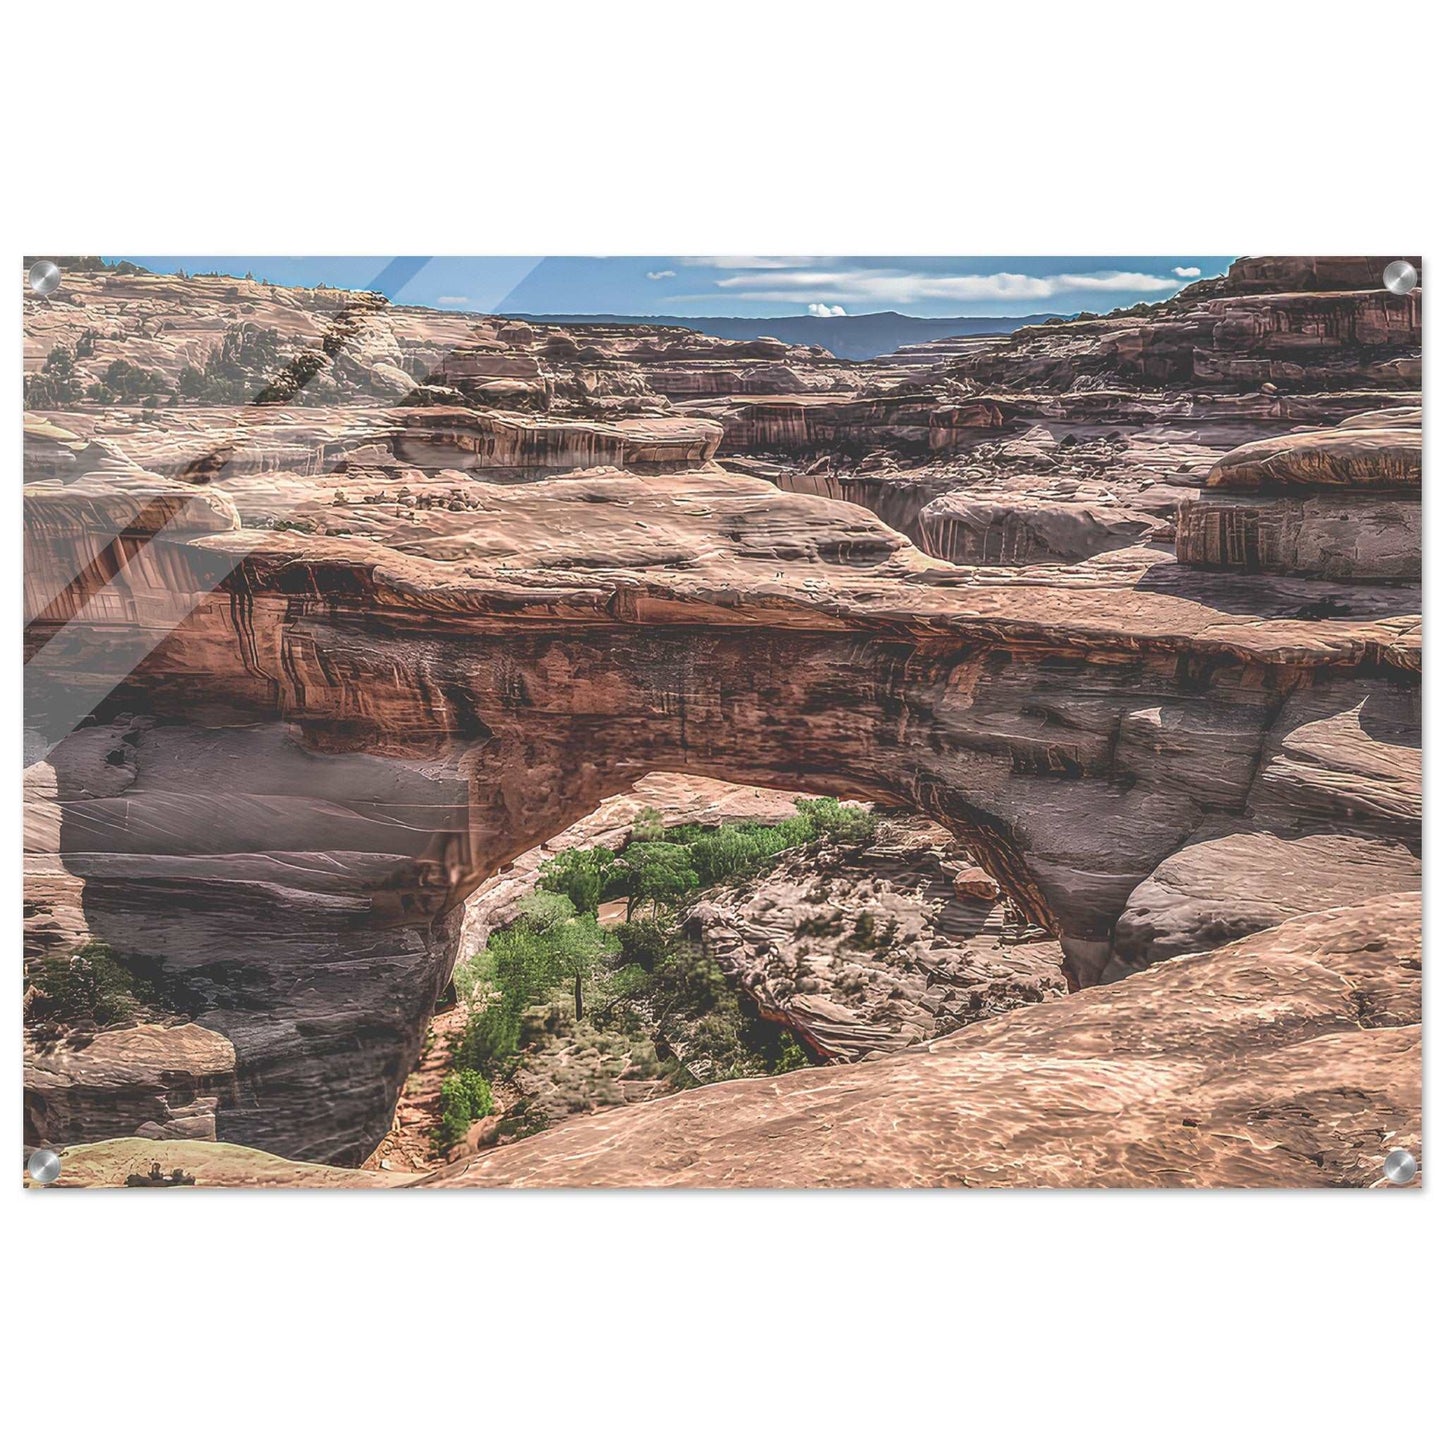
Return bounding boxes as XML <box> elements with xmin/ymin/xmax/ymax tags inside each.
<box><xmin>437</xmin><ymin>1068</ymin><xmax>493</xmax><ymax>1147</ymax></box>
<box><xmin>24</xmin><ymin>943</ymin><xmax>144</xmax><ymax>1033</ymax></box>
<box><xmin>456</xmin><ymin>1003</ymin><xmax>524</xmax><ymax>1070</ymax></box>
<box><xmin>794</xmin><ymin>796</ymin><xmax>877</xmax><ymax>846</ymax></box>
<box><xmin>24</xmin><ymin>345</ymin><xmax>85</xmax><ymax>408</ymax></box>
<box><xmin>175</xmin><ymin>324</ymin><xmax>287</xmax><ymax>404</ymax></box>
<box><xmin>683</xmin><ymin>822</ymin><xmax>798</xmax><ymax>885</ymax></box>
<box><xmin>629</xmin><ymin>806</ymin><xmax>666</xmax><ymax>843</ymax></box>
<box><xmin>771</xmin><ymin>1035</ymin><xmax>811</xmax><ymax>1074</ymax></box>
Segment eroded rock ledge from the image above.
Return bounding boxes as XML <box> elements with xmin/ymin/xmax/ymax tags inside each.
<box><xmin>23</xmin><ymin>463</ymin><xmax>1419</xmax><ymax>1161</ymax></box>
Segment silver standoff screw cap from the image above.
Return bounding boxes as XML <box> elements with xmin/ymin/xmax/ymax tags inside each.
<box><xmin>1382</xmin><ymin>1148</ymin><xmax>1417</xmax><ymax>1185</ymax></box>
<box><xmin>27</xmin><ymin>1149</ymin><xmax>61</xmax><ymax>1185</ymax></box>
<box><xmin>1382</xmin><ymin>260</ymin><xmax>1419</xmax><ymax>295</ymax></box>
<box><xmin>28</xmin><ymin>260</ymin><xmax>61</xmax><ymax>297</ymax></box>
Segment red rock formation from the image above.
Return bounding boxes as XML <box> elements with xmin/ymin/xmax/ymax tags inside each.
<box><xmin>23</xmin><ymin>458</ymin><xmax>1419</xmax><ymax>1161</ymax></box>
<box><xmin>421</xmin><ymin>896</ymin><xmax>1421</xmax><ymax>1189</ymax></box>
<box><xmin>1177</xmin><ymin>422</ymin><xmax>1421</xmax><ymax>581</ymax></box>
<box><xmin>687</xmin><ymin>818</ymin><xmax>1065</xmax><ymax>1061</ymax></box>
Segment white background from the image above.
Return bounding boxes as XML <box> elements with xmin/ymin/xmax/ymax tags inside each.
<box><xmin>2</xmin><ymin>3</ymin><xmax>1438</xmax><ymax>1438</ymax></box>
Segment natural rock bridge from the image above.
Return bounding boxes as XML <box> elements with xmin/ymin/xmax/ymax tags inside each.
<box><xmin>24</xmin><ymin>467</ymin><xmax>1419</xmax><ymax>1163</ymax></box>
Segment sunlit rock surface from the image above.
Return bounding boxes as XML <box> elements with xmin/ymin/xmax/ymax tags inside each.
<box><xmin>423</xmin><ymin>896</ymin><xmax>1421</xmax><ymax>1188</ymax></box>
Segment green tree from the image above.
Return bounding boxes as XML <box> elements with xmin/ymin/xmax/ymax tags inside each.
<box><xmin>613</xmin><ymin>841</ymin><xmax>699</xmax><ymax>920</ymax></box>
<box><xmin>538</xmin><ymin>845</ymin><xmax>614</xmax><ymax>915</ymax></box>
<box><xmin>454</xmin><ymin>895</ymin><xmax>621</xmax><ymax>1067</ymax></box>
<box><xmin>553</xmin><ymin>911</ymin><xmax>620</xmax><ymax>1020</ymax></box>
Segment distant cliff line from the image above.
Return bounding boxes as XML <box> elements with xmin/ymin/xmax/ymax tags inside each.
<box><xmin>500</xmin><ymin>310</ymin><xmax>1063</xmax><ymax>361</ymax></box>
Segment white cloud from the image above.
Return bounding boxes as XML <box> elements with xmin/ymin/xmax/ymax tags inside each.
<box><xmin>437</xmin><ymin>295</ymin><xmax>469</xmax><ymax>305</ymax></box>
<box><xmin>808</xmin><ymin>302</ymin><xmax>847</xmax><ymax>317</ymax></box>
<box><xmin>712</xmin><ymin>268</ymin><xmax>1184</xmax><ymax>305</ymax></box>
<box><xmin>686</xmin><ymin>256</ymin><xmax>828</xmax><ymax>270</ymax></box>
<box><xmin>645</xmin><ymin>269</ymin><xmax>675</xmax><ymax>280</ymax></box>
<box><xmin>1172</xmin><ymin>266</ymin><xmax>1202</xmax><ymax>278</ymax></box>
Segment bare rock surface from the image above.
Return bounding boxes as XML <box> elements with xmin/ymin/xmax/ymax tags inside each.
<box><xmin>25</xmin><ymin>1021</ymin><xmax>237</xmax><ymax>1151</ymax></box>
<box><xmin>1202</xmin><ymin>427</ymin><xmax>1421</xmax><ymax>492</ymax></box>
<box><xmin>1176</xmin><ymin>423</ymin><xmax>1421</xmax><ymax>582</ymax></box>
<box><xmin>918</xmin><ymin>494</ymin><xmax>1164</xmax><ymax>564</ymax></box>
<box><xmin>34</xmin><ymin>1137</ymin><xmax>410</xmax><ymax>1188</ymax></box>
<box><xmin>422</xmin><ymin>896</ymin><xmax>1421</xmax><ymax>1189</ymax></box>
<box><xmin>688</xmin><ymin>816</ymin><xmax>1065</xmax><ymax>1061</ymax></box>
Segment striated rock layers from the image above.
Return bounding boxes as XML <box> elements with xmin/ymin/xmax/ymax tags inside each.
<box><xmin>1176</xmin><ymin>418</ymin><xmax>1421</xmax><ymax>581</ymax></box>
<box><xmin>24</xmin><ymin>462</ymin><xmax>1420</xmax><ymax>1163</ymax></box>
<box><xmin>745</xmin><ymin>255</ymin><xmax>1423</xmax><ymax>568</ymax></box>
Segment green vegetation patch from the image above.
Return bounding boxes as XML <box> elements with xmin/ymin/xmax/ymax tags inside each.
<box><xmin>437</xmin><ymin>1068</ymin><xmax>494</xmax><ymax>1148</ymax></box>
<box><xmin>25</xmin><ymin>943</ymin><xmax>148</xmax><ymax>1035</ymax></box>
<box><xmin>448</xmin><ymin>797</ymin><xmax>873</xmax><ymax>1128</ymax></box>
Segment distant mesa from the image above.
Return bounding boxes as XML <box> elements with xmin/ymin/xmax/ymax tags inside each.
<box><xmin>501</xmin><ymin>310</ymin><xmax>1065</xmax><ymax>361</ymax></box>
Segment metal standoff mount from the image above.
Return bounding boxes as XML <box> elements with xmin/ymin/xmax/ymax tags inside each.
<box><xmin>27</xmin><ymin>260</ymin><xmax>61</xmax><ymax>297</ymax></box>
<box><xmin>26</xmin><ymin>1149</ymin><xmax>61</xmax><ymax>1185</ymax></box>
<box><xmin>1382</xmin><ymin>260</ymin><xmax>1419</xmax><ymax>295</ymax></box>
<box><xmin>1382</xmin><ymin>1148</ymin><xmax>1417</xmax><ymax>1185</ymax></box>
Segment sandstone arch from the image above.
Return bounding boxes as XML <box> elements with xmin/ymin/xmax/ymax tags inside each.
<box><xmin>23</xmin><ymin>469</ymin><xmax>1420</xmax><ymax>1163</ymax></box>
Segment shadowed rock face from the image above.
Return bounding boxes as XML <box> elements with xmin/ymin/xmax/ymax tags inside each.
<box><xmin>421</xmin><ymin>895</ymin><xmax>1422</xmax><ymax>1189</ymax></box>
<box><xmin>22</xmin><ymin>262</ymin><xmax>1422</xmax><ymax>1171</ymax></box>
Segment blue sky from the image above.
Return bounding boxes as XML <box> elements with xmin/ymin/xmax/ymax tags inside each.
<box><xmin>115</xmin><ymin>255</ymin><xmax>1233</xmax><ymax>318</ymax></box>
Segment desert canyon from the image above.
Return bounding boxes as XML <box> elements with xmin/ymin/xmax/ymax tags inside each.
<box><xmin>22</xmin><ymin>255</ymin><xmax>1422</xmax><ymax>1187</ymax></box>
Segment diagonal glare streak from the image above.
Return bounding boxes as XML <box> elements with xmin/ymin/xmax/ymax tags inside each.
<box><xmin>22</xmin><ymin>254</ymin><xmax>546</xmax><ymax>759</ymax></box>
<box><xmin>24</xmin><ymin>255</ymin><xmax>432</xmax><ymax>625</ymax></box>
<box><xmin>24</xmin><ymin>259</ymin><xmax>430</xmax><ymax>646</ymax></box>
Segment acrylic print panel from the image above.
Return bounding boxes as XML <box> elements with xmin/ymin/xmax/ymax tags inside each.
<box><xmin>21</xmin><ymin>255</ymin><xmax>1422</xmax><ymax>1190</ymax></box>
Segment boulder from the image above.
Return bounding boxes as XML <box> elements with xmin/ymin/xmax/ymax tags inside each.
<box><xmin>1203</xmin><ymin>426</ymin><xmax>1421</xmax><ymax>492</ymax></box>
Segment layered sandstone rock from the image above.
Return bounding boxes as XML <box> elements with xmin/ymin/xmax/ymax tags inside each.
<box><xmin>422</xmin><ymin>896</ymin><xmax>1421</xmax><ymax>1189</ymax></box>
<box><xmin>1176</xmin><ymin>422</ymin><xmax>1422</xmax><ymax>581</ymax></box>
<box><xmin>23</xmin><ymin>457</ymin><xmax>1419</xmax><ymax>1160</ymax></box>
<box><xmin>1203</xmin><ymin>255</ymin><xmax>1422</xmax><ymax>296</ymax></box>
<box><xmin>25</xmin><ymin>1021</ymin><xmax>237</xmax><ymax>1150</ymax></box>
<box><xmin>1107</xmin><ymin>675</ymin><xmax>1421</xmax><ymax>978</ymax></box>
<box><xmin>918</xmin><ymin>495</ymin><xmax>1164</xmax><ymax>565</ymax></box>
<box><xmin>951</xmin><ymin>262</ymin><xmax>1421</xmax><ymax>394</ymax></box>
